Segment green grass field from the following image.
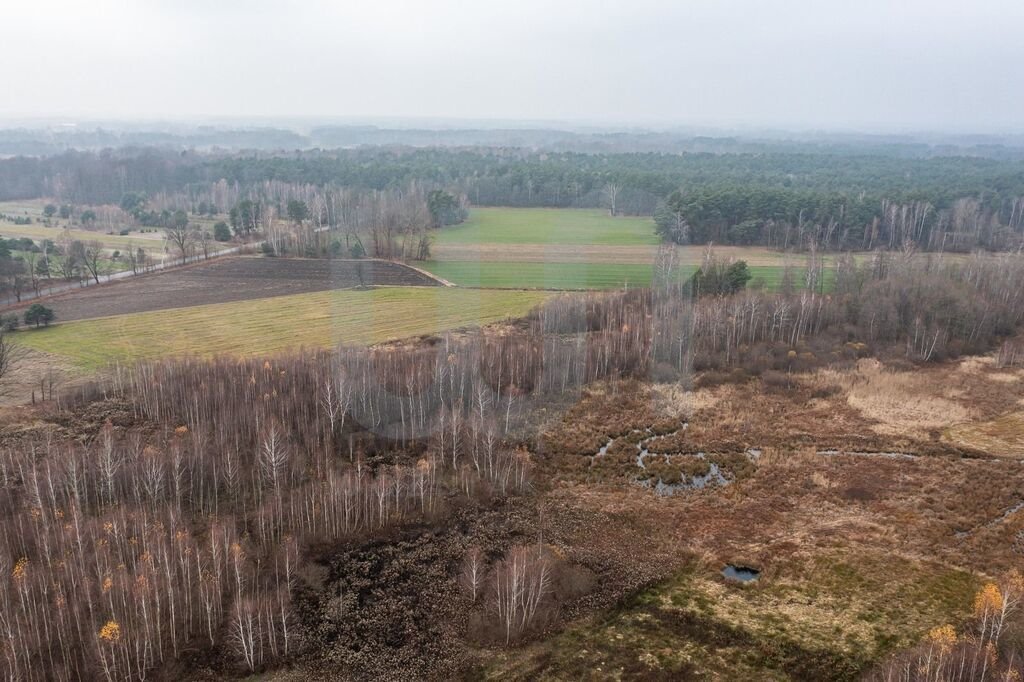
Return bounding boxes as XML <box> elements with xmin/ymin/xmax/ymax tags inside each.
<box><xmin>435</xmin><ymin>207</ymin><xmax>659</xmax><ymax>246</ymax></box>
<box><xmin>424</xmin><ymin>208</ymin><xmax>843</xmax><ymax>290</ymax></box>
<box><xmin>18</xmin><ymin>287</ymin><xmax>549</xmax><ymax>369</ymax></box>
<box><xmin>420</xmin><ymin>261</ymin><xmax>662</xmax><ymax>289</ymax></box>
<box><xmin>421</xmin><ymin>260</ymin><xmax>834</xmax><ymax>291</ymax></box>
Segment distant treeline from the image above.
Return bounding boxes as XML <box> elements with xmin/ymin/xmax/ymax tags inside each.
<box><xmin>4</xmin><ymin>124</ymin><xmax>1024</xmax><ymax>157</ymax></box>
<box><xmin>3</xmin><ymin>147</ymin><xmax>1024</xmax><ymax>250</ymax></box>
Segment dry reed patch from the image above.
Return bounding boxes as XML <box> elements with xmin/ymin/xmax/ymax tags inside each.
<box><xmin>648</xmin><ymin>381</ymin><xmax>722</xmax><ymax>417</ymax></box>
<box><xmin>755</xmin><ymin>446</ymin><xmax>820</xmax><ymax>469</ymax></box>
<box><xmin>687</xmin><ymin>380</ymin><xmax>887</xmax><ymax>453</ymax></box>
<box><xmin>957</xmin><ymin>354</ymin><xmax>1023</xmax><ymax>384</ymax></box>
<box><xmin>947</xmin><ymin>412</ymin><xmax>1024</xmax><ymax>459</ymax></box>
<box><xmin>813</xmin><ymin>360</ymin><xmax>972</xmax><ymax>438</ymax></box>
<box><xmin>547</xmin><ymin>374</ymin><xmax>1023</xmax><ymax>584</ymax></box>
<box><xmin>956</xmin><ymin>356</ymin><xmax>996</xmax><ymax>374</ymax></box>
<box><xmin>852</xmin><ymin>455</ymin><xmax>1024</xmax><ymax>571</ymax></box>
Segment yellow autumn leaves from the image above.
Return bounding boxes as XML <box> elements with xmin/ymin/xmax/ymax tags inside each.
<box><xmin>11</xmin><ymin>557</ymin><xmax>28</xmax><ymax>582</ymax></box>
<box><xmin>926</xmin><ymin>623</ymin><xmax>958</xmax><ymax>655</ymax></box>
<box><xmin>925</xmin><ymin>570</ymin><xmax>1024</xmax><ymax>652</ymax></box>
<box><xmin>98</xmin><ymin>620</ymin><xmax>121</xmax><ymax>643</ymax></box>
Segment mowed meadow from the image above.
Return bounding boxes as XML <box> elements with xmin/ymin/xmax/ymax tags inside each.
<box><xmin>18</xmin><ymin>287</ymin><xmax>547</xmax><ymax>369</ymax></box>
<box><xmin>422</xmin><ymin>207</ymin><xmax>839</xmax><ymax>290</ymax></box>
<box><xmin>433</xmin><ymin>207</ymin><xmax>660</xmax><ymax>245</ymax></box>
<box><xmin>421</xmin><ymin>260</ymin><xmax>835</xmax><ymax>290</ymax></box>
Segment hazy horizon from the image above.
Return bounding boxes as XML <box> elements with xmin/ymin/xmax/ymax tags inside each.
<box><xmin>4</xmin><ymin>115</ymin><xmax>1024</xmax><ymax>140</ymax></box>
<box><xmin>4</xmin><ymin>0</ymin><xmax>1024</xmax><ymax>134</ymax></box>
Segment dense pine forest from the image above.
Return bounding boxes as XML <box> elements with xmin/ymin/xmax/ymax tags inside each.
<box><xmin>3</xmin><ymin>145</ymin><xmax>1024</xmax><ymax>251</ymax></box>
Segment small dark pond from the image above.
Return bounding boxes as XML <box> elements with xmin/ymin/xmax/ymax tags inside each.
<box><xmin>722</xmin><ymin>565</ymin><xmax>760</xmax><ymax>582</ymax></box>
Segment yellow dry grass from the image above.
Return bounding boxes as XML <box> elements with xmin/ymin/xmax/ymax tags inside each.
<box><xmin>947</xmin><ymin>413</ymin><xmax>1024</xmax><ymax>459</ymax></box>
<box><xmin>649</xmin><ymin>382</ymin><xmax>723</xmax><ymax>417</ymax></box>
<box><xmin>811</xmin><ymin>359</ymin><xmax>973</xmax><ymax>437</ymax></box>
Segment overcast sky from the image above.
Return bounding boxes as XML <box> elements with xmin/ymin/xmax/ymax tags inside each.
<box><xmin>3</xmin><ymin>0</ymin><xmax>1022</xmax><ymax>132</ymax></box>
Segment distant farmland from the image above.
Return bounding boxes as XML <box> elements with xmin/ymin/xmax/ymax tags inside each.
<box><xmin>0</xmin><ymin>198</ymin><xmax>168</xmax><ymax>248</ymax></box>
<box><xmin>0</xmin><ymin>221</ymin><xmax>165</xmax><ymax>251</ymax></box>
<box><xmin>421</xmin><ymin>261</ymin><xmax>834</xmax><ymax>291</ymax></box>
<box><xmin>19</xmin><ymin>287</ymin><xmax>547</xmax><ymax>369</ymax></box>
<box><xmin>0</xmin><ymin>199</ymin><xmax>231</xmax><ymax>271</ymax></box>
<box><xmin>434</xmin><ymin>207</ymin><xmax>659</xmax><ymax>246</ymax></box>
<box><xmin>425</xmin><ymin>207</ymin><xmax>839</xmax><ymax>290</ymax></box>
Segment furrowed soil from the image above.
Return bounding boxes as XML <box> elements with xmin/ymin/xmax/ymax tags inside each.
<box><xmin>15</xmin><ymin>256</ymin><xmax>442</xmax><ymax>322</ymax></box>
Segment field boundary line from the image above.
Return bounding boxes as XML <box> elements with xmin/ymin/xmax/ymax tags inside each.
<box><xmin>388</xmin><ymin>259</ymin><xmax>456</xmax><ymax>287</ymax></box>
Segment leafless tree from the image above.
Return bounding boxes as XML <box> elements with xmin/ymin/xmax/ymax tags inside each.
<box><xmin>653</xmin><ymin>242</ymin><xmax>680</xmax><ymax>290</ymax></box>
<box><xmin>198</xmin><ymin>229</ymin><xmax>213</xmax><ymax>260</ymax></box>
<box><xmin>602</xmin><ymin>183</ymin><xmax>620</xmax><ymax>216</ymax></box>
<box><xmin>461</xmin><ymin>546</ymin><xmax>485</xmax><ymax>603</ymax></box>
<box><xmin>490</xmin><ymin>544</ymin><xmax>552</xmax><ymax>644</ymax></box>
<box><xmin>0</xmin><ymin>332</ymin><xmax>24</xmax><ymax>395</ymax></box>
<box><xmin>83</xmin><ymin>240</ymin><xmax>106</xmax><ymax>284</ymax></box>
<box><xmin>22</xmin><ymin>249</ymin><xmax>40</xmax><ymax>296</ymax></box>
<box><xmin>165</xmin><ymin>223</ymin><xmax>197</xmax><ymax>263</ymax></box>
<box><xmin>0</xmin><ymin>257</ymin><xmax>27</xmax><ymax>301</ymax></box>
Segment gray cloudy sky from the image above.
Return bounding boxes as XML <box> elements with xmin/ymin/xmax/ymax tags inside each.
<box><xmin>3</xmin><ymin>0</ymin><xmax>1022</xmax><ymax>132</ymax></box>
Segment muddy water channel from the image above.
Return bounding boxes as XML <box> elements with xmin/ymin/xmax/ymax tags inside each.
<box><xmin>817</xmin><ymin>449</ymin><xmax>917</xmax><ymax>460</ymax></box>
<box><xmin>591</xmin><ymin>425</ymin><xmax>760</xmax><ymax>496</ymax></box>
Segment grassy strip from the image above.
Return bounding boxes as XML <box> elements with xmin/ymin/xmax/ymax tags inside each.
<box><xmin>17</xmin><ymin>287</ymin><xmax>548</xmax><ymax>369</ymax></box>
<box><xmin>420</xmin><ymin>261</ymin><xmax>664</xmax><ymax>289</ymax></box>
<box><xmin>420</xmin><ymin>261</ymin><xmax>835</xmax><ymax>291</ymax></box>
<box><xmin>435</xmin><ymin>207</ymin><xmax>659</xmax><ymax>246</ymax></box>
